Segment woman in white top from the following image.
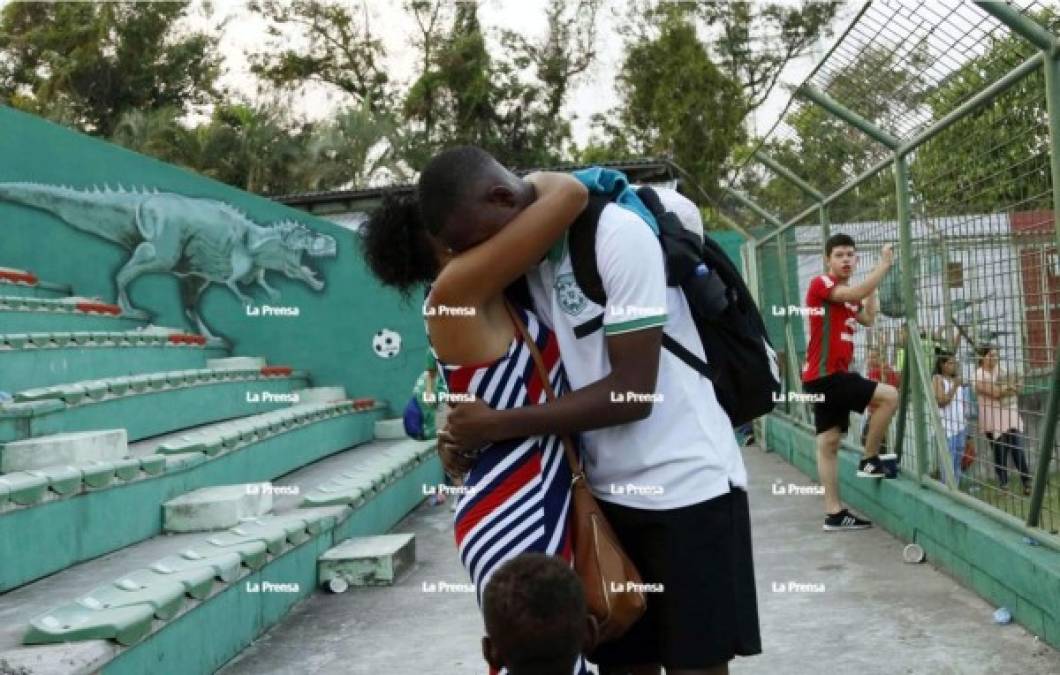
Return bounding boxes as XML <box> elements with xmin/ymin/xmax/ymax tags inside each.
<box><xmin>973</xmin><ymin>346</ymin><xmax>1029</xmax><ymax>495</ymax></box>
<box><xmin>933</xmin><ymin>351</ymin><xmax>967</xmax><ymax>486</ymax></box>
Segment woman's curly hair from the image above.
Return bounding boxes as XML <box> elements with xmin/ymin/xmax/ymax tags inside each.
<box><xmin>360</xmin><ymin>192</ymin><xmax>439</xmax><ymax>300</ymax></box>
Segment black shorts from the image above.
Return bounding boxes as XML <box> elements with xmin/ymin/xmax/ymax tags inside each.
<box><xmin>803</xmin><ymin>371</ymin><xmax>878</xmax><ymax>435</ymax></box>
<box><xmin>588</xmin><ymin>488</ymin><xmax>761</xmax><ymax>669</ymax></box>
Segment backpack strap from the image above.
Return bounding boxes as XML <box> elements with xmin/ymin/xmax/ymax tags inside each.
<box><xmin>568</xmin><ymin>194</ymin><xmax>610</xmax><ymax>307</ymax></box>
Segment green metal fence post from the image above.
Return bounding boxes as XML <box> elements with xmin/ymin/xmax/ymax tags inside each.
<box><xmin>894</xmin><ymin>156</ymin><xmax>928</xmax><ymax>483</ymax></box>
<box><xmin>1027</xmin><ymin>52</ymin><xmax>1060</xmax><ymax>525</ymax></box>
<box><xmin>977</xmin><ymin>0</ymin><xmax>1060</xmax><ymax>527</ymax></box>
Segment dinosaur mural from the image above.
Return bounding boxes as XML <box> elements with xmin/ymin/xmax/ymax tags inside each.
<box><xmin>0</xmin><ymin>182</ymin><xmax>337</xmax><ymax>338</ymax></box>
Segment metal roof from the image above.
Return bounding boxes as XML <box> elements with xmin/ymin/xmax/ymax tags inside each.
<box><xmin>272</xmin><ymin>158</ymin><xmax>675</xmax><ymax>207</ymax></box>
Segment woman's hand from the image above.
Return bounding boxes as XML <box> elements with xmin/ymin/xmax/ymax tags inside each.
<box><xmin>446</xmin><ymin>398</ymin><xmax>500</xmax><ymax>449</ymax></box>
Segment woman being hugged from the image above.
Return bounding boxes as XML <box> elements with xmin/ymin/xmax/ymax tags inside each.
<box><xmin>361</xmin><ymin>146</ymin><xmax>591</xmax><ymax>673</ymax></box>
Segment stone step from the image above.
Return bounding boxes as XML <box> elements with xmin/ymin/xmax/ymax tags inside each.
<box><xmin>1</xmin><ymin>429</ymin><xmax>127</xmax><ymax>473</ymax></box>
<box><xmin>163</xmin><ymin>484</ymin><xmax>274</xmax><ymax>533</ymax></box>
<box><xmin>318</xmin><ymin>533</ymin><xmax>416</xmax><ymax>591</ymax></box>
<box><xmin>292</xmin><ymin>386</ymin><xmax>347</xmax><ymax>405</ymax></box>
<box><xmin>0</xmin><ymin>368</ymin><xmax>310</xmax><ymax>446</ymax></box>
<box><xmin>206</xmin><ymin>356</ymin><xmax>267</xmax><ymax>370</ymax></box>
<box><xmin>0</xmin><ymin>439</ymin><xmax>442</xmax><ymax>674</ymax></box>
<box><xmin>0</xmin><ymin>400</ymin><xmax>385</xmax><ymax>592</ymax></box>
<box><xmin>373</xmin><ymin>417</ymin><xmax>407</xmax><ymax>440</ymax></box>
<box><xmin>0</xmin><ymin>330</ymin><xmax>228</xmax><ymax>393</ymax></box>
<box><xmin>0</xmin><ymin>301</ymin><xmax>147</xmax><ymax>332</ymax></box>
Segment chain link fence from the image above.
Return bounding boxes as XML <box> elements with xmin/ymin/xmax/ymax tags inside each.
<box><xmin>724</xmin><ymin>0</ymin><xmax>1060</xmax><ymax>543</ymax></box>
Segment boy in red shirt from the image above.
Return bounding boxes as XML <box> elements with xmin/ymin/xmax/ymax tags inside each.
<box><xmin>803</xmin><ymin>234</ymin><xmax>898</xmax><ymax>531</ymax></box>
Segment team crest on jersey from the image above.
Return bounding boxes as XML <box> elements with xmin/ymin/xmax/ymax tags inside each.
<box><xmin>555</xmin><ymin>273</ymin><xmax>588</xmax><ymax>316</ymax></box>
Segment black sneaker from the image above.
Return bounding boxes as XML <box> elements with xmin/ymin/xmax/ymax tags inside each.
<box><xmin>823</xmin><ymin>509</ymin><xmax>872</xmax><ymax>531</ymax></box>
<box><xmin>857</xmin><ymin>456</ymin><xmax>887</xmax><ymax>478</ymax></box>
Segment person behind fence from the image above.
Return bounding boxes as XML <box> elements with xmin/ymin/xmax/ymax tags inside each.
<box><xmin>802</xmin><ymin>233</ymin><xmax>899</xmax><ymax>531</ymax></box>
<box><xmin>482</xmin><ymin>553</ymin><xmax>598</xmax><ymax>675</ymax></box>
<box><xmin>973</xmin><ymin>346</ymin><xmax>1030</xmax><ymax>496</ymax></box>
<box><xmin>933</xmin><ymin>350</ymin><xmax>968</xmax><ymax>486</ymax></box>
<box><xmin>861</xmin><ymin>346</ymin><xmax>898</xmax><ymax>452</ymax></box>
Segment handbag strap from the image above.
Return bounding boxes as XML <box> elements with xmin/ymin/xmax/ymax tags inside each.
<box><xmin>503</xmin><ymin>301</ymin><xmax>584</xmax><ymax>479</ymax></box>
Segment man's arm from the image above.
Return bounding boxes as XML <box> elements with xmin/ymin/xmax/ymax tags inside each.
<box><xmin>444</xmin><ymin>206</ymin><xmax>667</xmax><ymax>450</ymax></box>
<box><xmin>856</xmin><ymin>291</ymin><xmax>878</xmax><ymax>326</ymax></box>
<box><xmin>448</xmin><ymin>328</ymin><xmax>661</xmax><ymax>447</ymax></box>
<box><xmin>828</xmin><ymin>244</ymin><xmax>894</xmax><ymax>304</ymax></box>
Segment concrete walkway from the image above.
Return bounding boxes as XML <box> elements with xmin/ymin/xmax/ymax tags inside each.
<box><xmin>219</xmin><ymin>446</ymin><xmax>1060</xmax><ymax>675</ymax></box>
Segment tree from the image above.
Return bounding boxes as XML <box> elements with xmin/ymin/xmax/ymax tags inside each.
<box><xmin>606</xmin><ymin>11</ymin><xmax>747</xmax><ymax>198</ymax></box>
<box><xmin>297</xmin><ymin>100</ymin><xmax>407</xmax><ymax>190</ymax></box>
<box><xmin>697</xmin><ymin>0</ymin><xmax>841</xmax><ymax>111</ymax></box>
<box><xmin>0</xmin><ymin>1</ymin><xmax>221</xmax><ymax>136</ymax></box>
<box><xmin>910</xmin><ymin>10</ymin><xmax>1055</xmax><ymax>215</ymax></box>
<box><xmin>495</xmin><ymin>0</ymin><xmax>601</xmax><ymax>166</ymax></box>
<box><xmin>741</xmin><ymin>45</ymin><xmax>931</xmax><ymax>222</ymax></box>
<box><xmin>247</xmin><ymin>0</ymin><xmax>391</xmax><ymax>113</ymax></box>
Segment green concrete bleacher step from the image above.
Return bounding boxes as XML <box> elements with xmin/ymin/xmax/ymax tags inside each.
<box><xmin>302</xmin><ymin>438</ymin><xmax>436</xmax><ymax>508</ymax></box>
<box><xmin>0</xmin><ymin>399</ymin><xmax>384</xmax><ymax>592</ymax></box>
<box><xmin>292</xmin><ymin>385</ymin><xmax>347</xmax><ymax>405</ymax></box>
<box><xmin>318</xmin><ymin>533</ymin><xmax>415</xmax><ymax>592</ymax></box>
<box><xmin>0</xmin><ymin>271</ymin><xmax>70</xmax><ymax>299</ymax></box>
<box><xmin>163</xmin><ymin>484</ymin><xmax>274</xmax><ymax>533</ymax></box>
<box><xmin>0</xmin><ymin>330</ymin><xmax>228</xmax><ymax>393</ymax></box>
<box><xmin>0</xmin><ymin>367</ymin><xmax>309</xmax><ymax>444</ymax></box>
<box><xmin>0</xmin><ymin>436</ymin><xmax>442</xmax><ymax>674</ymax></box>
<box><xmin>1</xmin><ymin>429</ymin><xmax>127</xmax><ymax>473</ymax></box>
<box><xmin>0</xmin><ymin>298</ymin><xmax>147</xmax><ymax>332</ymax></box>
<box><xmin>373</xmin><ymin>417</ymin><xmax>407</xmax><ymax>440</ymax></box>
<box><xmin>206</xmin><ymin>356</ymin><xmax>266</xmax><ymax>370</ymax></box>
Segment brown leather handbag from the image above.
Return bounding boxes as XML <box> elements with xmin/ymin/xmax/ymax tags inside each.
<box><xmin>506</xmin><ymin>302</ymin><xmax>647</xmax><ymax>644</ymax></box>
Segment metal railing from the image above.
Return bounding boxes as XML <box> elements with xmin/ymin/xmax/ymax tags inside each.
<box><xmin>724</xmin><ymin>1</ymin><xmax>1060</xmax><ymax>546</ymax></box>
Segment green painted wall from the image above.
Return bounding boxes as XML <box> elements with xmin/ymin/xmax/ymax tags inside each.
<box><xmin>764</xmin><ymin>413</ymin><xmax>1060</xmax><ymax>648</ymax></box>
<box><xmin>0</xmin><ymin>106</ymin><xmax>425</xmax><ymax>412</ymax></box>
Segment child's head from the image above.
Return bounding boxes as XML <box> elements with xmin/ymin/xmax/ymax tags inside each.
<box><xmin>935</xmin><ymin>350</ymin><xmax>957</xmax><ymax>376</ymax></box>
<box><xmin>482</xmin><ymin>553</ymin><xmax>596</xmax><ymax>675</ymax></box>
<box><xmin>824</xmin><ymin>233</ymin><xmax>857</xmax><ymax>280</ymax></box>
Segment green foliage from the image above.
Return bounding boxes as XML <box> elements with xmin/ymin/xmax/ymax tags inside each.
<box><xmin>696</xmin><ymin>0</ymin><xmax>841</xmax><ymax>110</ymax></box>
<box><xmin>112</xmin><ymin>100</ymin><xmax>402</xmax><ymax>195</ymax></box>
<box><xmin>910</xmin><ymin>11</ymin><xmax>1055</xmax><ymax>216</ymax></box>
<box><xmin>610</xmin><ymin>12</ymin><xmax>746</xmax><ymax>198</ymax></box>
<box><xmin>0</xmin><ymin>1</ymin><xmax>221</xmax><ymax>136</ymax></box>
<box><xmin>403</xmin><ymin>0</ymin><xmax>599</xmax><ymax>171</ymax></box>
<box><xmin>742</xmin><ymin>45</ymin><xmax>927</xmax><ymax>221</ymax></box>
<box><xmin>247</xmin><ymin>0</ymin><xmax>391</xmax><ymax>113</ymax></box>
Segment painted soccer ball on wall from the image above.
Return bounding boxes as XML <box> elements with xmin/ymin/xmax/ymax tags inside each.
<box><xmin>372</xmin><ymin>329</ymin><xmax>401</xmax><ymax>359</ymax></box>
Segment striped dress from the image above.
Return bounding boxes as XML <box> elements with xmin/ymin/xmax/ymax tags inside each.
<box><xmin>429</xmin><ymin>302</ymin><xmax>585</xmax><ymax>674</ymax></box>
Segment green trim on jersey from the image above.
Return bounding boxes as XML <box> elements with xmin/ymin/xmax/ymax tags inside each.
<box><xmin>819</xmin><ymin>305</ymin><xmax>831</xmax><ymax>378</ymax></box>
<box><xmin>547</xmin><ymin>231</ymin><xmax>569</xmax><ymax>264</ymax></box>
<box><xmin>604</xmin><ymin>314</ymin><xmax>668</xmax><ymax>335</ymax></box>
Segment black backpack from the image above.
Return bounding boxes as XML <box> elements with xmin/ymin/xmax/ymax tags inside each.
<box><xmin>565</xmin><ymin>186</ymin><xmax>781</xmax><ymax>427</ymax></box>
